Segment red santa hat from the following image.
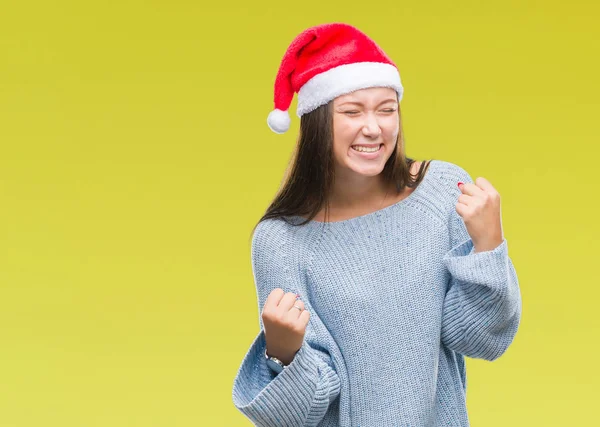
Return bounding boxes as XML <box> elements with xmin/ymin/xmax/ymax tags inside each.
<box><xmin>267</xmin><ymin>22</ymin><xmax>404</xmax><ymax>134</ymax></box>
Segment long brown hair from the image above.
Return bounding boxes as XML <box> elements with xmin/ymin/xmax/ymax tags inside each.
<box><xmin>249</xmin><ymin>98</ymin><xmax>432</xmax><ymax>240</ymax></box>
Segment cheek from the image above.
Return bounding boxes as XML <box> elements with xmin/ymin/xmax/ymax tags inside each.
<box><xmin>333</xmin><ymin>120</ymin><xmax>357</xmax><ymax>145</ymax></box>
<box><xmin>384</xmin><ymin>122</ymin><xmax>399</xmax><ymax>140</ymax></box>
<box><xmin>333</xmin><ymin>116</ymin><xmax>355</xmax><ymax>133</ymax></box>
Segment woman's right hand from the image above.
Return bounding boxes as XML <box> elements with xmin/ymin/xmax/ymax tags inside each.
<box><xmin>262</xmin><ymin>288</ymin><xmax>310</xmax><ymax>366</ymax></box>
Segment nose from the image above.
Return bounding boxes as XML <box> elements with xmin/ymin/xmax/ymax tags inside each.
<box><xmin>361</xmin><ymin>113</ymin><xmax>382</xmax><ymax>138</ymax></box>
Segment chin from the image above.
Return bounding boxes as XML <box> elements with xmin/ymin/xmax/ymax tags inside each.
<box><xmin>347</xmin><ymin>164</ymin><xmax>386</xmax><ymax>176</ymax></box>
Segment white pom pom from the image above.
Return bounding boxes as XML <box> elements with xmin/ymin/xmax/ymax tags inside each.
<box><xmin>267</xmin><ymin>109</ymin><xmax>290</xmax><ymax>134</ymax></box>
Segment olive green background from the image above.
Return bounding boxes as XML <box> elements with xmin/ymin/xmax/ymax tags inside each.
<box><xmin>1</xmin><ymin>1</ymin><xmax>598</xmax><ymax>425</ymax></box>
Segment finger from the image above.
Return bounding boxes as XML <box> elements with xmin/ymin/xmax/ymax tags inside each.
<box><xmin>298</xmin><ymin>309</ymin><xmax>310</xmax><ymax>329</ymax></box>
<box><xmin>455</xmin><ymin>201</ymin><xmax>469</xmax><ymax>217</ymax></box>
<box><xmin>474</xmin><ymin>176</ymin><xmax>495</xmax><ymax>192</ymax></box>
<box><xmin>286</xmin><ymin>299</ymin><xmax>305</xmax><ymax>320</ymax></box>
<box><xmin>277</xmin><ymin>292</ymin><xmax>299</xmax><ymax>312</ymax></box>
<box><xmin>458</xmin><ymin>182</ymin><xmax>482</xmax><ymax>196</ymax></box>
<box><xmin>457</xmin><ymin>194</ymin><xmax>473</xmax><ymax>206</ymax></box>
<box><xmin>291</xmin><ymin>299</ymin><xmax>305</xmax><ymax>311</ymax></box>
<box><xmin>265</xmin><ymin>288</ymin><xmax>285</xmax><ymax>308</ymax></box>
<box><xmin>458</xmin><ymin>182</ymin><xmax>485</xmax><ymax>197</ymax></box>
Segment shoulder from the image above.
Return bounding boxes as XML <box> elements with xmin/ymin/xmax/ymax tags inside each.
<box><xmin>429</xmin><ymin>159</ymin><xmax>474</xmax><ymax>186</ymax></box>
<box><xmin>424</xmin><ymin>160</ymin><xmax>475</xmax><ymax>220</ymax></box>
<box><xmin>251</xmin><ymin>217</ymin><xmax>317</xmax><ymax>273</ymax></box>
<box><xmin>251</xmin><ymin>217</ymin><xmax>304</xmax><ymax>257</ymax></box>
<box><xmin>252</xmin><ymin>218</ymin><xmax>285</xmax><ymax>251</ymax></box>
<box><xmin>250</xmin><ymin>219</ymin><xmax>287</xmax><ymax>280</ymax></box>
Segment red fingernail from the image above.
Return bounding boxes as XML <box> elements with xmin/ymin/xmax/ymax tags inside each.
<box><xmin>457</xmin><ymin>181</ymin><xmax>464</xmax><ymax>188</ymax></box>
<box><xmin>296</xmin><ymin>293</ymin><xmax>300</xmax><ymax>298</ymax></box>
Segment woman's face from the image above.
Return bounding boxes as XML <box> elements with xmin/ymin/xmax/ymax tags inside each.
<box><xmin>332</xmin><ymin>87</ymin><xmax>399</xmax><ymax>177</ymax></box>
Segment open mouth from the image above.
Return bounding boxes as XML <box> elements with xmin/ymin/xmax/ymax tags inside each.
<box><xmin>351</xmin><ymin>144</ymin><xmax>383</xmax><ymax>153</ymax></box>
<box><xmin>350</xmin><ymin>144</ymin><xmax>383</xmax><ymax>157</ymax></box>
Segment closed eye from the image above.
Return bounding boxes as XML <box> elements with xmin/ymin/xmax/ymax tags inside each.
<box><xmin>344</xmin><ymin>109</ymin><xmax>396</xmax><ymax>114</ymax></box>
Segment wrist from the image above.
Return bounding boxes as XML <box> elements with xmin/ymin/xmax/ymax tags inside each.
<box><xmin>473</xmin><ymin>237</ymin><xmax>504</xmax><ymax>253</ymax></box>
<box><xmin>265</xmin><ymin>348</ymin><xmax>295</xmax><ymax>366</ymax></box>
<box><xmin>265</xmin><ymin>348</ymin><xmax>290</xmax><ymax>373</ymax></box>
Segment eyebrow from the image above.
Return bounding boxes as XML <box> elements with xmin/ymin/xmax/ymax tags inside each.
<box><xmin>338</xmin><ymin>98</ymin><xmax>398</xmax><ymax>107</ymax></box>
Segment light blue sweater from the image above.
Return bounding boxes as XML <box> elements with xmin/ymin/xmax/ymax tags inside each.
<box><xmin>232</xmin><ymin>159</ymin><xmax>522</xmax><ymax>426</ymax></box>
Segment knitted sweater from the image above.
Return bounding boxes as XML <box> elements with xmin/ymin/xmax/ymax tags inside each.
<box><xmin>232</xmin><ymin>159</ymin><xmax>522</xmax><ymax>426</ymax></box>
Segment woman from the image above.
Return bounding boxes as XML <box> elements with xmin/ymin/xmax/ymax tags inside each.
<box><xmin>232</xmin><ymin>22</ymin><xmax>521</xmax><ymax>426</ymax></box>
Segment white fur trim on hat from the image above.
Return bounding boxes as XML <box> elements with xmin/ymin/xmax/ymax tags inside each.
<box><xmin>296</xmin><ymin>62</ymin><xmax>403</xmax><ymax>117</ymax></box>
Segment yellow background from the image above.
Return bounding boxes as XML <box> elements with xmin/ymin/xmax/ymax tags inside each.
<box><xmin>1</xmin><ymin>1</ymin><xmax>598</xmax><ymax>425</ymax></box>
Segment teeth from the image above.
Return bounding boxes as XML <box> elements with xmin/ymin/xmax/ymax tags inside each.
<box><xmin>352</xmin><ymin>145</ymin><xmax>381</xmax><ymax>153</ymax></box>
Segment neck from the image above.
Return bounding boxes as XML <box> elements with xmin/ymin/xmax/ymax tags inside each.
<box><xmin>328</xmin><ymin>173</ymin><xmax>390</xmax><ymax>211</ymax></box>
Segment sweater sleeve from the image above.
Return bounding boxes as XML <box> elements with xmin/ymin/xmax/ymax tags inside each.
<box><xmin>440</xmin><ymin>166</ymin><xmax>522</xmax><ymax>361</ymax></box>
<box><xmin>232</xmin><ymin>220</ymin><xmax>341</xmax><ymax>426</ymax></box>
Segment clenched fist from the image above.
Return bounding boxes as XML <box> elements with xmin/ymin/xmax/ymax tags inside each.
<box><xmin>262</xmin><ymin>288</ymin><xmax>310</xmax><ymax>366</ymax></box>
<box><xmin>457</xmin><ymin>177</ymin><xmax>504</xmax><ymax>253</ymax></box>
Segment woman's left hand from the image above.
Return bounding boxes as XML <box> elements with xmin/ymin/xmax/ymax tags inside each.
<box><xmin>456</xmin><ymin>177</ymin><xmax>505</xmax><ymax>253</ymax></box>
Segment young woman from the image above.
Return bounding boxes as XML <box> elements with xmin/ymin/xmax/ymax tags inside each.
<box><xmin>232</xmin><ymin>22</ymin><xmax>522</xmax><ymax>427</ymax></box>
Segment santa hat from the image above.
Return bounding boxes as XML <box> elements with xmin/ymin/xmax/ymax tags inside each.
<box><xmin>267</xmin><ymin>22</ymin><xmax>404</xmax><ymax>134</ymax></box>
